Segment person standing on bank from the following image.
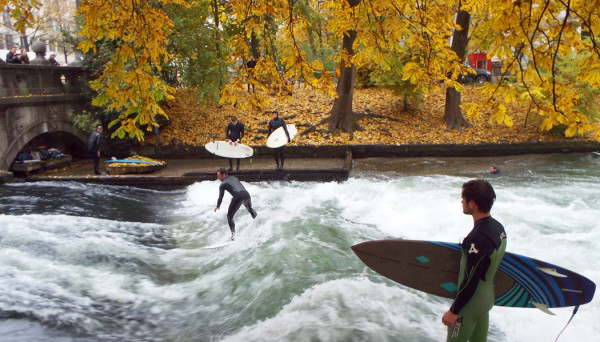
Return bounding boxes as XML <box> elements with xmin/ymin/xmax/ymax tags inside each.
<box><xmin>214</xmin><ymin>168</ymin><xmax>257</xmax><ymax>241</ymax></box>
<box><xmin>87</xmin><ymin>124</ymin><xmax>103</xmax><ymax>175</ymax></box>
<box><xmin>442</xmin><ymin>179</ymin><xmax>507</xmax><ymax>342</ymax></box>
<box><xmin>246</xmin><ymin>57</ymin><xmax>257</xmax><ymax>93</ymax></box>
<box><xmin>267</xmin><ymin>110</ymin><xmax>290</xmax><ymax>170</ymax></box>
<box><xmin>225</xmin><ymin>116</ymin><xmax>244</xmax><ymax>172</ymax></box>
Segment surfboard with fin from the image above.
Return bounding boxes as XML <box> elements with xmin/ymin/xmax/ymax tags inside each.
<box><xmin>352</xmin><ymin>239</ymin><xmax>595</xmax><ymax>313</ymax></box>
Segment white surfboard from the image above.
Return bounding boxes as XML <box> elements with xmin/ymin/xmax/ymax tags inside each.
<box><xmin>205</xmin><ymin>141</ymin><xmax>254</xmax><ymax>158</ymax></box>
<box><xmin>201</xmin><ymin>240</ymin><xmax>235</xmax><ymax>250</ymax></box>
<box><xmin>266</xmin><ymin>124</ymin><xmax>297</xmax><ymax>148</ymax></box>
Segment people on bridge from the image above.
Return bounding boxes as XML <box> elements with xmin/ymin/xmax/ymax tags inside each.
<box><xmin>19</xmin><ymin>49</ymin><xmax>30</xmax><ymax>64</ymax></box>
<box><xmin>225</xmin><ymin>116</ymin><xmax>245</xmax><ymax>172</ymax></box>
<box><xmin>5</xmin><ymin>47</ymin><xmax>20</xmax><ymax>63</ymax></box>
<box><xmin>49</xmin><ymin>53</ymin><xmax>59</xmax><ymax>66</ymax></box>
<box><xmin>87</xmin><ymin>125</ymin><xmax>103</xmax><ymax>175</ymax></box>
<box><xmin>214</xmin><ymin>168</ymin><xmax>257</xmax><ymax>241</ymax></box>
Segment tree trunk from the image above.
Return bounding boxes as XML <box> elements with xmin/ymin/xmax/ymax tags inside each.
<box><xmin>212</xmin><ymin>0</ymin><xmax>224</xmax><ymax>88</ymax></box>
<box><xmin>329</xmin><ymin>29</ymin><xmax>361</xmax><ymax>136</ymax></box>
<box><xmin>250</xmin><ymin>32</ymin><xmax>260</xmax><ymax>59</ymax></box>
<box><xmin>444</xmin><ymin>2</ymin><xmax>472</xmax><ymax>131</ymax></box>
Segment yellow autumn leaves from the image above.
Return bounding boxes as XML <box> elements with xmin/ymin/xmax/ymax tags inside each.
<box><xmin>143</xmin><ymin>84</ymin><xmax>595</xmax><ymax>148</ymax></box>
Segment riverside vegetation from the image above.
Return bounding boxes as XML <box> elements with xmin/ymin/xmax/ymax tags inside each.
<box><xmin>144</xmin><ymin>84</ymin><xmax>599</xmax><ymax>148</ymax></box>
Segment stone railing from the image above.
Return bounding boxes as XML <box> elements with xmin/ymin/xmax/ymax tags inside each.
<box><xmin>0</xmin><ymin>63</ymin><xmax>87</xmax><ymax>100</ymax></box>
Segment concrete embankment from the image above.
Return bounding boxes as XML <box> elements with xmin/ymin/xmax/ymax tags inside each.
<box><xmin>4</xmin><ymin>141</ymin><xmax>599</xmax><ymax>187</ymax></box>
<box><xmin>130</xmin><ymin>141</ymin><xmax>600</xmax><ymax>159</ymax></box>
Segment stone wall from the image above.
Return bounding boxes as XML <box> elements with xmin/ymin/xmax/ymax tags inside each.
<box><xmin>0</xmin><ymin>64</ymin><xmax>89</xmax><ymax>170</ymax></box>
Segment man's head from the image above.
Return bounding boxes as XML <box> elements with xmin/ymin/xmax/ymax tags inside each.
<box><xmin>96</xmin><ymin>124</ymin><xmax>103</xmax><ymax>133</ymax></box>
<box><xmin>271</xmin><ymin>110</ymin><xmax>279</xmax><ymax>119</ymax></box>
<box><xmin>217</xmin><ymin>167</ymin><xmax>228</xmax><ymax>181</ymax></box>
<box><xmin>489</xmin><ymin>165</ymin><xmax>499</xmax><ymax>174</ymax></box>
<box><xmin>461</xmin><ymin>179</ymin><xmax>496</xmax><ymax>214</ymax></box>
<box><xmin>50</xmin><ymin>53</ymin><xmax>56</xmax><ymax>59</ymax></box>
<box><xmin>10</xmin><ymin>47</ymin><xmax>17</xmax><ymax>53</ymax></box>
<box><xmin>231</xmin><ymin>116</ymin><xmax>237</xmax><ymax>123</ymax></box>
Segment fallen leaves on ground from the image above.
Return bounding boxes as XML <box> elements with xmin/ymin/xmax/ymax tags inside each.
<box><xmin>144</xmin><ymin>84</ymin><xmax>596</xmax><ymax>147</ymax></box>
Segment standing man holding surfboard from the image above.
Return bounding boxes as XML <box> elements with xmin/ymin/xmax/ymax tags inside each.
<box><xmin>442</xmin><ymin>179</ymin><xmax>507</xmax><ymax>342</ymax></box>
<box><xmin>214</xmin><ymin>168</ymin><xmax>257</xmax><ymax>241</ymax></box>
<box><xmin>267</xmin><ymin>111</ymin><xmax>291</xmax><ymax>170</ymax></box>
<box><xmin>225</xmin><ymin>116</ymin><xmax>245</xmax><ymax>172</ymax></box>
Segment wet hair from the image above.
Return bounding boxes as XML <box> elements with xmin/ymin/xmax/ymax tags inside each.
<box><xmin>462</xmin><ymin>179</ymin><xmax>496</xmax><ymax>213</ymax></box>
<box><xmin>218</xmin><ymin>168</ymin><xmax>228</xmax><ymax>175</ymax></box>
<box><xmin>231</xmin><ymin>116</ymin><xmax>237</xmax><ymax>122</ymax></box>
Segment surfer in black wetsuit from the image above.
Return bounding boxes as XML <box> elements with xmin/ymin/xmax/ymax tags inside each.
<box><xmin>225</xmin><ymin>116</ymin><xmax>245</xmax><ymax>172</ymax></box>
<box><xmin>214</xmin><ymin>168</ymin><xmax>257</xmax><ymax>240</ymax></box>
<box><xmin>442</xmin><ymin>179</ymin><xmax>507</xmax><ymax>342</ymax></box>
<box><xmin>267</xmin><ymin>110</ymin><xmax>291</xmax><ymax>170</ymax></box>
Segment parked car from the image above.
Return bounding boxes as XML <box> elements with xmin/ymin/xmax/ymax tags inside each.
<box><xmin>459</xmin><ymin>64</ymin><xmax>491</xmax><ymax>84</ymax></box>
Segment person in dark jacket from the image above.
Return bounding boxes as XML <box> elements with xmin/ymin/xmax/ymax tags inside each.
<box><xmin>87</xmin><ymin>124</ymin><xmax>103</xmax><ymax>175</ymax></box>
<box><xmin>225</xmin><ymin>116</ymin><xmax>245</xmax><ymax>172</ymax></box>
<box><xmin>6</xmin><ymin>47</ymin><xmax>20</xmax><ymax>63</ymax></box>
<box><xmin>49</xmin><ymin>54</ymin><xmax>60</xmax><ymax>66</ymax></box>
<box><xmin>246</xmin><ymin>57</ymin><xmax>257</xmax><ymax>93</ymax></box>
<box><xmin>214</xmin><ymin>168</ymin><xmax>257</xmax><ymax>240</ymax></box>
<box><xmin>267</xmin><ymin>110</ymin><xmax>291</xmax><ymax>170</ymax></box>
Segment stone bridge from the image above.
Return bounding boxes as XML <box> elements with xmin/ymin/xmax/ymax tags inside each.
<box><xmin>0</xmin><ymin>63</ymin><xmax>90</xmax><ymax>171</ymax></box>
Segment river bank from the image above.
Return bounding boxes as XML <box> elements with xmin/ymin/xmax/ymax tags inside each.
<box><xmin>132</xmin><ymin>140</ymin><xmax>600</xmax><ymax>159</ymax></box>
<box><xmin>2</xmin><ymin>140</ymin><xmax>599</xmax><ymax>186</ymax></box>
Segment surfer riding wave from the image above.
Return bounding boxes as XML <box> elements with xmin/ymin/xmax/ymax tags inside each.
<box><xmin>214</xmin><ymin>168</ymin><xmax>257</xmax><ymax>240</ymax></box>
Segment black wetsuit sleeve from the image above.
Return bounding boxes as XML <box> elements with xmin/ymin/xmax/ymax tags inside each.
<box><xmin>217</xmin><ymin>183</ymin><xmax>226</xmax><ymax>208</ymax></box>
<box><xmin>282</xmin><ymin>120</ymin><xmax>290</xmax><ymax>140</ymax></box>
<box><xmin>226</xmin><ymin>123</ymin><xmax>232</xmax><ymax>140</ymax></box>
<box><xmin>268</xmin><ymin>120</ymin><xmax>274</xmax><ymax>136</ymax></box>
<box><xmin>450</xmin><ymin>234</ymin><xmax>494</xmax><ymax>314</ymax></box>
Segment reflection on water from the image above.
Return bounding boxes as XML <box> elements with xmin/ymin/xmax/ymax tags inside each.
<box><xmin>0</xmin><ymin>153</ymin><xmax>598</xmax><ymax>342</ymax></box>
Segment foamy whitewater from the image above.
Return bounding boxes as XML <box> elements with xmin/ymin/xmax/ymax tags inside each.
<box><xmin>0</xmin><ymin>153</ymin><xmax>598</xmax><ymax>341</ymax></box>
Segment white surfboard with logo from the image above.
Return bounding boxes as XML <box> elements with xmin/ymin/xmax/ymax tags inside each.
<box><xmin>266</xmin><ymin>124</ymin><xmax>297</xmax><ymax>148</ymax></box>
<box><xmin>205</xmin><ymin>141</ymin><xmax>254</xmax><ymax>158</ymax></box>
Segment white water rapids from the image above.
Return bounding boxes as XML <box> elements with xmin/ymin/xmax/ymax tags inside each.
<box><xmin>0</xmin><ymin>153</ymin><xmax>598</xmax><ymax>341</ymax></box>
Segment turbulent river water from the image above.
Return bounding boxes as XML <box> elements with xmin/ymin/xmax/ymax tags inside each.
<box><xmin>0</xmin><ymin>153</ymin><xmax>598</xmax><ymax>342</ymax></box>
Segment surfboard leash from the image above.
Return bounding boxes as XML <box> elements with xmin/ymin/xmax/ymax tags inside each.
<box><xmin>554</xmin><ymin>305</ymin><xmax>579</xmax><ymax>342</ymax></box>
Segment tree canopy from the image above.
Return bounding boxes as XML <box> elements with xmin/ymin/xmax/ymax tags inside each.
<box><xmin>5</xmin><ymin>0</ymin><xmax>600</xmax><ymax>142</ymax></box>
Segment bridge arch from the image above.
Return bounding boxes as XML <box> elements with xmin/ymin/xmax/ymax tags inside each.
<box><xmin>1</xmin><ymin>63</ymin><xmax>89</xmax><ymax>170</ymax></box>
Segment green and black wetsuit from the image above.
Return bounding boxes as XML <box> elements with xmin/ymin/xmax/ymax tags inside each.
<box><xmin>447</xmin><ymin>216</ymin><xmax>507</xmax><ymax>342</ymax></box>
